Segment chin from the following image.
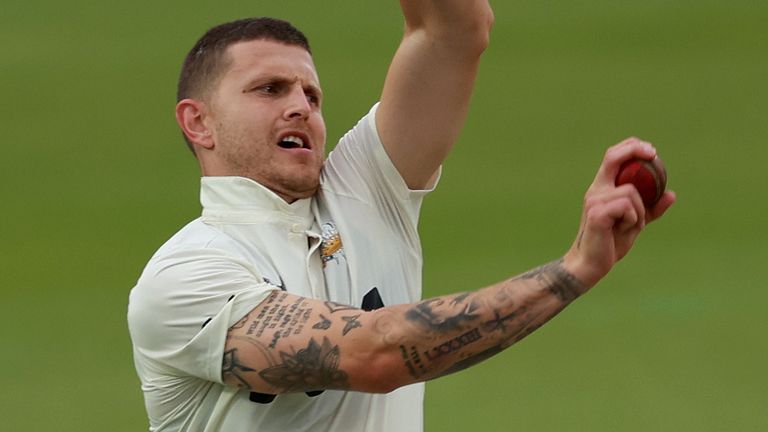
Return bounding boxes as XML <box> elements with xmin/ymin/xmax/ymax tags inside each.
<box><xmin>294</xmin><ymin>183</ymin><xmax>320</xmax><ymax>199</ymax></box>
<box><xmin>281</xmin><ymin>177</ymin><xmax>320</xmax><ymax>201</ymax></box>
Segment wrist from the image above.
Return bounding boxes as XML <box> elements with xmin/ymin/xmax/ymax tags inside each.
<box><xmin>561</xmin><ymin>251</ymin><xmax>603</xmax><ymax>292</ymax></box>
<box><xmin>519</xmin><ymin>258</ymin><xmax>589</xmax><ymax>302</ymax></box>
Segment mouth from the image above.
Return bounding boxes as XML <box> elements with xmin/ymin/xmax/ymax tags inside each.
<box><xmin>277</xmin><ymin>132</ymin><xmax>311</xmax><ymax>150</ymax></box>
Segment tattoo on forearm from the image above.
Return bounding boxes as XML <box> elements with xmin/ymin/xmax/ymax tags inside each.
<box><xmin>483</xmin><ymin>309</ymin><xmax>520</xmax><ymax>333</ymax></box>
<box><xmin>442</xmin><ymin>344</ymin><xmax>504</xmax><ymax>376</ymax></box>
<box><xmin>259</xmin><ymin>337</ymin><xmax>349</xmax><ymax>392</ymax></box>
<box><xmin>494</xmin><ymin>289</ymin><xmax>511</xmax><ymax>303</ymax></box>
<box><xmin>512</xmin><ymin>321</ymin><xmax>544</xmax><ymax>344</ymax></box>
<box><xmin>405</xmin><ymin>295</ymin><xmax>480</xmax><ymax>332</ymax></box>
<box><xmin>392</xmin><ymin>261</ymin><xmax>583</xmax><ymax>381</ymax></box>
<box><xmin>400</xmin><ymin>345</ymin><xmax>428</xmax><ymax>379</ymax></box>
<box><xmin>423</xmin><ymin>328</ymin><xmax>482</xmax><ymax>361</ymax></box>
<box><xmin>519</xmin><ymin>259</ymin><xmax>584</xmax><ymax>302</ymax></box>
<box><xmin>341</xmin><ymin>314</ymin><xmax>362</xmax><ymax>336</ymax></box>
<box><xmin>450</xmin><ymin>292</ymin><xmax>471</xmax><ymax>305</ymax></box>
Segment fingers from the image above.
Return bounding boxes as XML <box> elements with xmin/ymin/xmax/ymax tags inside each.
<box><xmin>647</xmin><ymin>190</ymin><xmax>677</xmax><ymax>222</ymax></box>
<box><xmin>594</xmin><ymin>137</ymin><xmax>657</xmax><ymax>186</ymax></box>
<box><xmin>591</xmin><ymin>136</ymin><xmax>675</xmax><ymax>228</ymax></box>
<box><xmin>582</xmin><ymin>197</ymin><xmax>642</xmax><ymax>255</ymax></box>
<box><xmin>585</xmin><ymin>183</ymin><xmax>646</xmax><ymax>233</ymax></box>
<box><xmin>567</xmin><ymin>138</ymin><xmax>675</xmax><ymax>287</ymax></box>
<box><xmin>568</xmin><ymin>189</ymin><xmax>642</xmax><ymax>287</ymax></box>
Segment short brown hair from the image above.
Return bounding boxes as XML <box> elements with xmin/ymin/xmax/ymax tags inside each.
<box><xmin>177</xmin><ymin>17</ymin><xmax>311</xmax><ymax>152</ymax></box>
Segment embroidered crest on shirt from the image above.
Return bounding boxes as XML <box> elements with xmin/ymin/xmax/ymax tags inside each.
<box><xmin>320</xmin><ymin>222</ymin><xmax>344</xmax><ymax>265</ymax></box>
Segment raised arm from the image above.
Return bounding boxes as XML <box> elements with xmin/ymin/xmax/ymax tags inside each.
<box><xmin>222</xmin><ymin>138</ymin><xmax>676</xmax><ymax>395</ymax></box>
<box><xmin>376</xmin><ymin>0</ymin><xmax>494</xmax><ymax>190</ymax></box>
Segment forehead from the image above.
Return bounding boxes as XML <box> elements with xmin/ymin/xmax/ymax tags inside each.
<box><xmin>222</xmin><ymin>39</ymin><xmax>319</xmax><ymax>85</ymax></box>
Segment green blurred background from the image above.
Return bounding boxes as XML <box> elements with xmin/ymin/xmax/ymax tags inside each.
<box><xmin>2</xmin><ymin>0</ymin><xmax>766</xmax><ymax>430</ymax></box>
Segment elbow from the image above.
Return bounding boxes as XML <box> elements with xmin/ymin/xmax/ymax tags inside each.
<box><xmin>453</xmin><ymin>4</ymin><xmax>495</xmax><ymax>55</ymax></box>
<box><xmin>471</xmin><ymin>7</ymin><xmax>495</xmax><ymax>53</ymax></box>
<box><xmin>358</xmin><ymin>353</ymin><xmax>410</xmax><ymax>394</ymax></box>
<box><xmin>345</xmin><ymin>341</ymin><xmax>413</xmax><ymax>394</ymax></box>
<box><xmin>340</xmin><ymin>308</ymin><xmax>421</xmax><ymax>393</ymax></box>
<box><xmin>410</xmin><ymin>5</ymin><xmax>495</xmax><ymax>56</ymax></box>
<box><xmin>445</xmin><ymin>14</ymin><xmax>494</xmax><ymax>58</ymax></box>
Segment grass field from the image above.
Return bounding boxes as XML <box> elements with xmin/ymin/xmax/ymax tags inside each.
<box><xmin>2</xmin><ymin>1</ymin><xmax>767</xmax><ymax>430</ymax></box>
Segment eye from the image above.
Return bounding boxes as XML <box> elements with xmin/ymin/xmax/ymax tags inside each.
<box><xmin>257</xmin><ymin>84</ymin><xmax>278</xmax><ymax>94</ymax></box>
<box><xmin>305</xmin><ymin>90</ymin><xmax>321</xmax><ymax>107</ymax></box>
<box><xmin>247</xmin><ymin>82</ymin><xmax>282</xmax><ymax>95</ymax></box>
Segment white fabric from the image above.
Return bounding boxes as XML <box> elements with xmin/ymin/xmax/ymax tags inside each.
<box><xmin>128</xmin><ymin>104</ymin><xmax>438</xmax><ymax>432</ymax></box>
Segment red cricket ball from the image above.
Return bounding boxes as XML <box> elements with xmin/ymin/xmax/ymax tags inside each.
<box><xmin>615</xmin><ymin>157</ymin><xmax>667</xmax><ymax>207</ymax></box>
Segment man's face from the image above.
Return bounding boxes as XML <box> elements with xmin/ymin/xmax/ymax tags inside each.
<box><xmin>204</xmin><ymin>39</ymin><xmax>327</xmax><ymax>202</ymax></box>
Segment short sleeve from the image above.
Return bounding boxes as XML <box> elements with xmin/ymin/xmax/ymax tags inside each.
<box><xmin>128</xmin><ymin>247</ymin><xmax>278</xmax><ymax>383</ymax></box>
<box><xmin>321</xmin><ymin>103</ymin><xmax>441</xmax><ymax>238</ymax></box>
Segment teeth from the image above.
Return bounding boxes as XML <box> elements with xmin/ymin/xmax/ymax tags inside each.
<box><xmin>281</xmin><ymin>135</ymin><xmax>305</xmax><ymax>148</ymax></box>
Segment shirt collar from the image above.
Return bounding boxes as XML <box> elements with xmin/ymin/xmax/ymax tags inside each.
<box><xmin>200</xmin><ymin>176</ymin><xmax>313</xmax><ymax>226</ymax></box>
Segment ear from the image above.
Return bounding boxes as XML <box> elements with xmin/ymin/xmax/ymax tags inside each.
<box><xmin>175</xmin><ymin>98</ymin><xmax>215</xmax><ymax>150</ymax></box>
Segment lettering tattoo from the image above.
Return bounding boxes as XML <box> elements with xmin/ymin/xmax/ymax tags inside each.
<box><xmin>399</xmin><ymin>329</ymin><xmax>498</xmax><ymax>380</ymax></box>
<box><xmin>259</xmin><ymin>337</ymin><xmax>349</xmax><ymax>392</ymax></box>
<box><xmin>268</xmin><ymin>331</ymin><xmax>283</xmax><ymax>349</ymax></box>
<box><xmin>400</xmin><ymin>345</ymin><xmax>428</xmax><ymax>379</ymax></box>
<box><xmin>519</xmin><ymin>259</ymin><xmax>584</xmax><ymax>302</ymax></box>
<box><xmin>246</xmin><ymin>294</ymin><xmax>313</xmax><ymax>344</ymax></box>
<box><xmin>423</xmin><ymin>328</ymin><xmax>482</xmax><ymax>361</ymax></box>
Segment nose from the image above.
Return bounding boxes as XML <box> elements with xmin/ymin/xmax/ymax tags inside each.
<box><xmin>283</xmin><ymin>86</ymin><xmax>311</xmax><ymax>121</ymax></box>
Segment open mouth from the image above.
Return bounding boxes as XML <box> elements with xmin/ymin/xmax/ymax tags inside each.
<box><xmin>277</xmin><ymin>135</ymin><xmax>309</xmax><ymax>150</ymax></box>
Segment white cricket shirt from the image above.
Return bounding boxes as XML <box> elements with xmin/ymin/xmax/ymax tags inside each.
<box><xmin>128</xmin><ymin>104</ymin><xmax>437</xmax><ymax>431</ymax></box>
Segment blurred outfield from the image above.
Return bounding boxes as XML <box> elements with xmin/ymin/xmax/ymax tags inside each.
<box><xmin>2</xmin><ymin>0</ymin><xmax>767</xmax><ymax>430</ymax></box>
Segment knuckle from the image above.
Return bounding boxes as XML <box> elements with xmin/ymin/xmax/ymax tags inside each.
<box><xmin>603</xmin><ymin>146</ymin><xmax>623</xmax><ymax>163</ymax></box>
<box><xmin>584</xmin><ymin>195</ymin><xmax>600</xmax><ymax>209</ymax></box>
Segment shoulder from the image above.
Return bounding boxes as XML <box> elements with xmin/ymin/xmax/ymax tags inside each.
<box><xmin>128</xmin><ymin>220</ymin><xmax>272</xmax><ymax>350</ymax></box>
<box><xmin>130</xmin><ymin>219</ymin><xmax>261</xmax><ymax>309</ymax></box>
<box><xmin>145</xmin><ymin>218</ymin><xmax>254</xmax><ymax>269</ymax></box>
